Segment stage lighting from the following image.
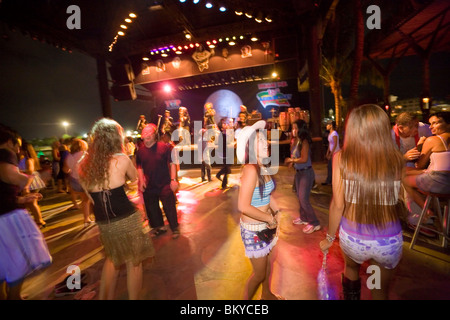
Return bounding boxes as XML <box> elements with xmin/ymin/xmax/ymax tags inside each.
<box><xmin>163</xmin><ymin>84</ymin><xmax>172</xmax><ymax>93</ymax></box>
<box><xmin>205</xmin><ymin>2</ymin><xmax>213</xmax><ymax>9</ymax></box>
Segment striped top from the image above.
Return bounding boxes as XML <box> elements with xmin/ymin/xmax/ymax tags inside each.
<box><xmin>251</xmin><ymin>179</ymin><xmax>275</xmax><ymax>207</ymax></box>
<box><xmin>343</xmin><ymin>179</ymin><xmax>401</xmax><ymax>205</ymax></box>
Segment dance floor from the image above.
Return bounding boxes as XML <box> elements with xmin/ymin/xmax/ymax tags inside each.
<box><xmin>19</xmin><ymin>163</ymin><xmax>450</xmax><ymax>300</ymax></box>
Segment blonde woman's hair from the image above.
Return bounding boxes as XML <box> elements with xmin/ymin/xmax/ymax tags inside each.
<box><xmin>340</xmin><ymin>104</ymin><xmax>405</xmax><ymax>226</ymax></box>
<box><xmin>78</xmin><ymin>118</ymin><xmax>124</xmax><ymax>189</ymax></box>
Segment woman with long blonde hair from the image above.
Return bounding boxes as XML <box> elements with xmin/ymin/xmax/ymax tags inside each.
<box><xmin>78</xmin><ymin>118</ymin><xmax>154</xmax><ymax>300</ymax></box>
<box><xmin>320</xmin><ymin>104</ymin><xmax>406</xmax><ymax>300</ymax></box>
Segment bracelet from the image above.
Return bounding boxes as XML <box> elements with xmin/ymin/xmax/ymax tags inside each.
<box><xmin>268</xmin><ymin>216</ymin><xmax>277</xmax><ymax>226</ymax></box>
<box><xmin>326</xmin><ymin>233</ymin><xmax>336</xmax><ymax>242</ymax></box>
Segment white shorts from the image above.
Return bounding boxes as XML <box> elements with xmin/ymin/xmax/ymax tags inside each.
<box><xmin>339</xmin><ymin>227</ymin><xmax>403</xmax><ymax>269</ymax></box>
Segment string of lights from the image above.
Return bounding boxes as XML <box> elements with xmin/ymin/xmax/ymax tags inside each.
<box><xmin>108</xmin><ymin>1</ymin><xmax>272</xmax><ymax>53</ymax></box>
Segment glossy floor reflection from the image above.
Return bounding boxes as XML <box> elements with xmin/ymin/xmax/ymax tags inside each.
<box><xmin>20</xmin><ymin>163</ymin><xmax>450</xmax><ymax>300</ymax></box>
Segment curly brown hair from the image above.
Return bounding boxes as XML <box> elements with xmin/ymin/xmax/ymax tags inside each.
<box><xmin>78</xmin><ymin>118</ymin><xmax>124</xmax><ymax>189</ymax></box>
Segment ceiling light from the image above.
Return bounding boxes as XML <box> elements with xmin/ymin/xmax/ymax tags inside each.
<box><xmin>179</xmin><ymin>0</ymin><xmax>186</xmax><ymax>2</ymax></box>
<box><xmin>235</xmin><ymin>10</ymin><xmax>243</xmax><ymax>15</ymax></box>
<box><xmin>176</xmin><ymin>50</ymin><xmax>182</xmax><ymax>54</ymax></box>
<box><xmin>117</xmin><ymin>31</ymin><xmax>125</xmax><ymax>36</ymax></box>
<box><xmin>205</xmin><ymin>2</ymin><xmax>213</xmax><ymax>9</ymax></box>
<box><xmin>161</xmin><ymin>53</ymin><xmax>168</xmax><ymax>57</ymax></box>
<box><xmin>193</xmin><ymin>0</ymin><xmax>200</xmax><ymax>4</ymax></box>
<box><xmin>219</xmin><ymin>6</ymin><xmax>226</xmax><ymax>12</ymax></box>
<box><xmin>142</xmin><ymin>56</ymin><xmax>149</xmax><ymax>61</ymax></box>
<box><xmin>265</xmin><ymin>16</ymin><xmax>272</xmax><ymax>23</ymax></box>
<box><xmin>185</xmin><ymin>33</ymin><xmax>192</xmax><ymax>40</ymax></box>
<box><xmin>229</xmin><ymin>41</ymin><xmax>235</xmax><ymax>46</ymax></box>
<box><xmin>251</xmin><ymin>35</ymin><xmax>258</xmax><ymax>41</ymax></box>
<box><xmin>120</xmin><ymin>24</ymin><xmax>127</xmax><ymax>29</ymax></box>
<box><xmin>125</xmin><ymin>18</ymin><xmax>132</xmax><ymax>23</ymax></box>
<box><xmin>245</xmin><ymin>12</ymin><xmax>252</xmax><ymax>18</ymax></box>
<box><xmin>129</xmin><ymin>13</ymin><xmax>137</xmax><ymax>18</ymax></box>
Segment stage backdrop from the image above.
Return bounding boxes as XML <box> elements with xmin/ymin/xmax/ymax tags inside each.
<box><xmin>152</xmin><ymin>78</ymin><xmax>308</xmax><ymax>125</ymax></box>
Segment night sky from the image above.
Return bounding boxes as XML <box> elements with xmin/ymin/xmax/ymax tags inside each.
<box><xmin>1</xmin><ymin>29</ymin><xmax>449</xmax><ymax>140</ymax></box>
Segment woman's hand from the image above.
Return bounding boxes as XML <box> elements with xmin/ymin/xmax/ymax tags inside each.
<box><xmin>284</xmin><ymin>157</ymin><xmax>294</xmax><ymax>168</ymax></box>
<box><xmin>266</xmin><ymin>215</ymin><xmax>277</xmax><ymax>229</ymax></box>
<box><xmin>320</xmin><ymin>238</ymin><xmax>333</xmax><ymax>253</ymax></box>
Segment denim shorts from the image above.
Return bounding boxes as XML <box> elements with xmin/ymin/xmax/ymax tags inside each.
<box><xmin>416</xmin><ymin>171</ymin><xmax>450</xmax><ymax>194</ymax></box>
<box><xmin>339</xmin><ymin>227</ymin><xmax>403</xmax><ymax>269</ymax></box>
<box><xmin>240</xmin><ymin>220</ymin><xmax>278</xmax><ymax>259</ymax></box>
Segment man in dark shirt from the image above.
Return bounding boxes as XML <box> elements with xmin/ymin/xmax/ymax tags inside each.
<box><xmin>136</xmin><ymin>124</ymin><xmax>180</xmax><ymax>239</ymax></box>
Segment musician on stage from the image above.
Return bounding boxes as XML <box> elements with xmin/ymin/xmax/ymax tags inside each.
<box><xmin>204</xmin><ymin>102</ymin><xmax>216</xmax><ymax>129</ymax></box>
<box><xmin>161</xmin><ymin>110</ymin><xmax>174</xmax><ymax>135</ymax></box>
<box><xmin>178</xmin><ymin>107</ymin><xmax>191</xmax><ymax>145</ymax></box>
<box><xmin>136</xmin><ymin>115</ymin><xmax>148</xmax><ymax>134</ymax></box>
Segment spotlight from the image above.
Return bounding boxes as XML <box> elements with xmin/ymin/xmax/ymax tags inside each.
<box><xmin>205</xmin><ymin>2</ymin><xmax>213</xmax><ymax>8</ymax></box>
<box><xmin>250</xmin><ymin>35</ymin><xmax>258</xmax><ymax>41</ymax></box>
<box><xmin>179</xmin><ymin>0</ymin><xmax>186</xmax><ymax>2</ymax></box>
<box><xmin>193</xmin><ymin>0</ymin><xmax>200</xmax><ymax>3</ymax></box>
<box><xmin>245</xmin><ymin>12</ymin><xmax>253</xmax><ymax>18</ymax></box>
<box><xmin>163</xmin><ymin>84</ymin><xmax>172</xmax><ymax>93</ymax></box>
<box><xmin>120</xmin><ymin>24</ymin><xmax>127</xmax><ymax>29</ymax></box>
<box><xmin>125</xmin><ymin>18</ymin><xmax>132</xmax><ymax>23</ymax></box>
<box><xmin>219</xmin><ymin>5</ymin><xmax>226</xmax><ymax>12</ymax></box>
<box><xmin>235</xmin><ymin>10</ymin><xmax>243</xmax><ymax>15</ymax></box>
<box><xmin>129</xmin><ymin>13</ymin><xmax>137</xmax><ymax>18</ymax></box>
<box><xmin>229</xmin><ymin>41</ymin><xmax>235</xmax><ymax>46</ymax></box>
<box><xmin>118</xmin><ymin>31</ymin><xmax>125</xmax><ymax>36</ymax></box>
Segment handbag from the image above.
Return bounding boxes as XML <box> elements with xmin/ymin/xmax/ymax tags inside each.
<box><xmin>256</xmin><ymin>228</ymin><xmax>277</xmax><ymax>244</ymax></box>
<box><xmin>29</xmin><ymin>171</ymin><xmax>46</xmax><ymax>191</ymax></box>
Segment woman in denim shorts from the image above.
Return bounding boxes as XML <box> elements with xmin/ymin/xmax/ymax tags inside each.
<box><xmin>237</xmin><ymin>120</ymin><xmax>284</xmax><ymax>300</ymax></box>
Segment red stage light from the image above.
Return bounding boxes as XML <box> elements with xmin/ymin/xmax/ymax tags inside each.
<box><xmin>163</xmin><ymin>84</ymin><xmax>172</xmax><ymax>93</ymax></box>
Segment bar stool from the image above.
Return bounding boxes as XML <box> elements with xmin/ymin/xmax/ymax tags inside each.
<box><xmin>409</xmin><ymin>191</ymin><xmax>450</xmax><ymax>250</ymax></box>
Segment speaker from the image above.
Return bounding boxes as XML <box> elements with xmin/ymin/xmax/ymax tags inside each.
<box><xmin>109</xmin><ymin>64</ymin><xmax>135</xmax><ymax>85</ymax></box>
<box><xmin>111</xmin><ymin>83</ymin><xmax>137</xmax><ymax>101</ymax></box>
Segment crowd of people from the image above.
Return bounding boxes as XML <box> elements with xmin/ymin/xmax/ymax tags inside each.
<box><xmin>1</xmin><ymin>105</ymin><xmax>448</xmax><ymax>300</ymax></box>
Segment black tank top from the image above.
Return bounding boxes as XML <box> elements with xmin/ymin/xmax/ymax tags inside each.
<box><xmin>89</xmin><ymin>185</ymin><xmax>136</xmax><ymax>223</ymax></box>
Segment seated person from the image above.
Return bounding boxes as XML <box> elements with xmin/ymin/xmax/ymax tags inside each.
<box><xmin>403</xmin><ymin>112</ymin><xmax>450</xmax><ymax>218</ymax></box>
<box><xmin>391</xmin><ymin>111</ymin><xmax>432</xmax><ymax>169</ymax></box>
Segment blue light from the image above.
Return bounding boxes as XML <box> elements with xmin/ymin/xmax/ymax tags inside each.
<box><xmin>179</xmin><ymin>0</ymin><xmax>186</xmax><ymax>3</ymax></box>
<box><xmin>193</xmin><ymin>0</ymin><xmax>200</xmax><ymax>4</ymax></box>
<box><xmin>205</xmin><ymin>2</ymin><xmax>213</xmax><ymax>8</ymax></box>
<box><xmin>219</xmin><ymin>6</ymin><xmax>226</xmax><ymax>12</ymax></box>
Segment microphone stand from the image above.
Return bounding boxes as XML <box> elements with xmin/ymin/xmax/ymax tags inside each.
<box><xmin>156</xmin><ymin>115</ymin><xmax>162</xmax><ymax>141</ymax></box>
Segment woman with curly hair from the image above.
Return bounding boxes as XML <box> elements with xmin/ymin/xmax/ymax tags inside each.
<box><xmin>78</xmin><ymin>118</ymin><xmax>155</xmax><ymax>300</ymax></box>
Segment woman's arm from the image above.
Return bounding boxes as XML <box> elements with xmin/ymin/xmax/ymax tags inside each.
<box><xmin>238</xmin><ymin>165</ymin><xmax>276</xmax><ymax>226</ymax></box>
<box><xmin>0</xmin><ymin>162</ymin><xmax>32</xmax><ymax>189</ymax></box>
<box><xmin>415</xmin><ymin>136</ymin><xmax>436</xmax><ymax>169</ymax></box>
<box><xmin>25</xmin><ymin>158</ymin><xmax>35</xmax><ymax>175</ymax></box>
<box><xmin>125</xmin><ymin>156</ymin><xmax>138</xmax><ymax>183</ymax></box>
<box><xmin>294</xmin><ymin>139</ymin><xmax>310</xmax><ymax>164</ymax></box>
<box><xmin>320</xmin><ymin>152</ymin><xmax>345</xmax><ymax>251</ymax></box>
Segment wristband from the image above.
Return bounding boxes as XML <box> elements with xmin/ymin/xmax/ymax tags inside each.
<box><xmin>326</xmin><ymin>233</ymin><xmax>336</xmax><ymax>242</ymax></box>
